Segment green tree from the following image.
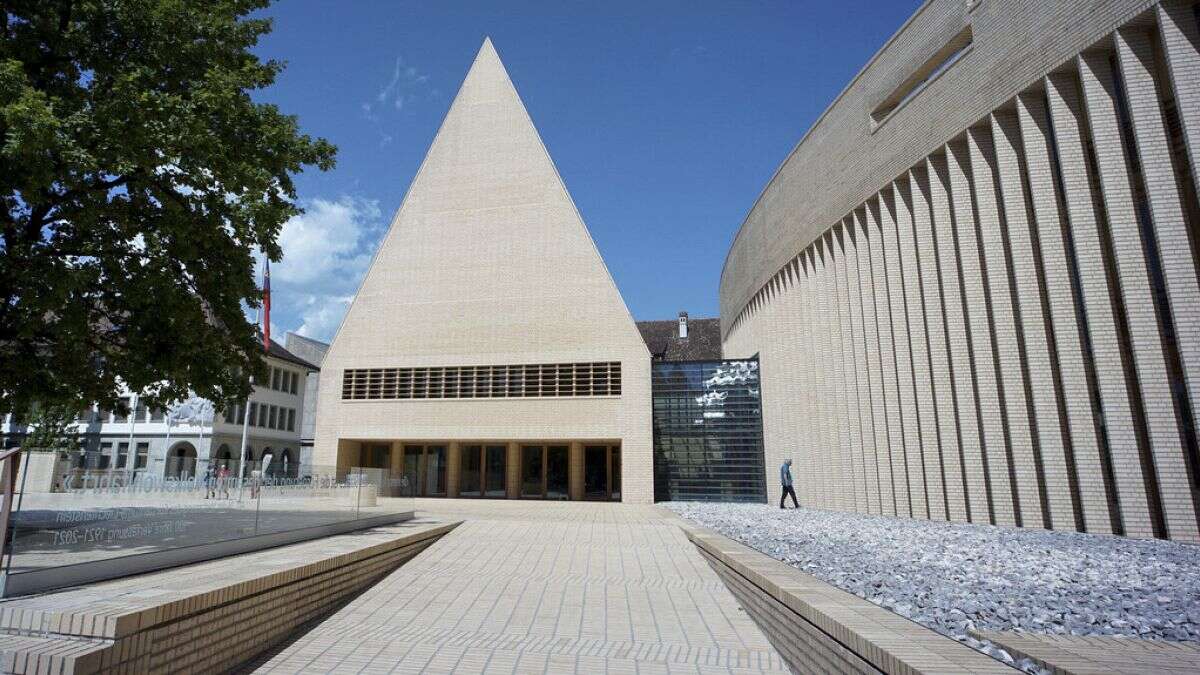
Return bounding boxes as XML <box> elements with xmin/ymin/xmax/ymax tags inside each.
<box><xmin>20</xmin><ymin>403</ymin><xmax>80</xmax><ymax>452</ymax></box>
<box><xmin>0</xmin><ymin>0</ymin><xmax>335</xmax><ymax>417</ymax></box>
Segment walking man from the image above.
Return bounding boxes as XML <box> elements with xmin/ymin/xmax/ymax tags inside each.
<box><xmin>780</xmin><ymin>459</ymin><xmax>799</xmax><ymax>509</ymax></box>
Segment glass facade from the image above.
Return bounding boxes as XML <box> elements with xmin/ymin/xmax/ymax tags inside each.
<box><xmin>652</xmin><ymin>358</ymin><xmax>766</xmax><ymax>502</ymax></box>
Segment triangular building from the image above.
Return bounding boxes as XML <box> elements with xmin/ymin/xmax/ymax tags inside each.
<box><xmin>314</xmin><ymin>38</ymin><xmax>652</xmax><ymax>502</ymax></box>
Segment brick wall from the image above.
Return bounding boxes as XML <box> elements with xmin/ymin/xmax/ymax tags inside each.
<box><xmin>724</xmin><ymin>0</ymin><xmax>1200</xmax><ymax>542</ymax></box>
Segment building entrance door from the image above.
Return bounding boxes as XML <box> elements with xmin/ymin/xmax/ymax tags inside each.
<box><xmin>584</xmin><ymin>444</ymin><xmax>621</xmax><ymax>501</ymax></box>
<box><xmin>521</xmin><ymin>445</ymin><xmax>569</xmax><ymax>499</ymax></box>
<box><xmin>459</xmin><ymin>444</ymin><xmax>507</xmax><ymax>497</ymax></box>
<box><xmin>402</xmin><ymin>444</ymin><xmax>446</xmax><ymax>497</ymax></box>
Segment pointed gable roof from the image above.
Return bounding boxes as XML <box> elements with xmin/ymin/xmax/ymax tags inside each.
<box><xmin>325</xmin><ymin>38</ymin><xmax>647</xmax><ymax>366</ymax></box>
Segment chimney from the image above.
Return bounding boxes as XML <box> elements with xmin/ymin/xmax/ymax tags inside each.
<box><xmin>678</xmin><ymin>311</ymin><xmax>688</xmax><ymax>339</ymax></box>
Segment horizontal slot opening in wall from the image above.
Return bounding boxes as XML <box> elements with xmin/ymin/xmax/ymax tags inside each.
<box><xmin>872</xmin><ymin>25</ymin><xmax>973</xmax><ymax>129</ymax></box>
<box><xmin>342</xmin><ymin>362</ymin><xmax>622</xmax><ymax>400</ymax></box>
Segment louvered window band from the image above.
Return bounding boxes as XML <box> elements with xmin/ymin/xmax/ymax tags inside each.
<box><xmin>342</xmin><ymin>362</ymin><xmax>622</xmax><ymax>400</ymax></box>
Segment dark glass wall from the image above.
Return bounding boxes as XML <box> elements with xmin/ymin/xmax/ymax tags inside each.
<box><xmin>652</xmin><ymin>358</ymin><xmax>766</xmax><ymax>502</ymax></box>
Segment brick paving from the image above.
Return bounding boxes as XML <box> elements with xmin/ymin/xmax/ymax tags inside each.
<box><xmin>254</xmin><ymin>499</ymin><xmax>789</xmax><ymax>674</ymax></box>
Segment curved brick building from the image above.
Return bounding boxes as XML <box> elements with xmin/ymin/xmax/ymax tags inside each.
<box><xmin>721</xmin><ymin>0</ymin><xmax>1200</xmax><ymax>541</ymax></box>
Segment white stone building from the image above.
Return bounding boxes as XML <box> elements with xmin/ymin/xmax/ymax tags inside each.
<box><xmin>0</xmin><ymin>340</ymin><xmax>318</xmax><ymax>481</ymax></box>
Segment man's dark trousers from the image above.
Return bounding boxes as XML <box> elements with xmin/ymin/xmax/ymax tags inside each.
<box><xmin>780</xmin><ymin>485</ymin><xmax>798</xmax><ymax>508</ymax></box>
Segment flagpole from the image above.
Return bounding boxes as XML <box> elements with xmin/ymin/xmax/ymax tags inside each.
<box><xmin>237</xmin><ymin>256</ymin><xmax>266</xmax><ymax>502</ymax></box>
<box><xmin>125</xmin><ymin>393</ymin><xmax>138</xmax><ymax>472</ymax></box>
<box><xmin>236</xmin><ymin>307</ymin><xmax>258</xmax><ymax>502</ymax></box>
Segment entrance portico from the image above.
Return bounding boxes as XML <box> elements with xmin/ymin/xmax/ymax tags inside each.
<box><xmin>341</xmin><ymin>440</ymin><xmax>622</xmax><ymax>501</ymax></box>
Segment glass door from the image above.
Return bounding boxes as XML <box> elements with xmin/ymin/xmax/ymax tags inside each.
<box><xmin>583</xmin><ymin>444</ymin><xmax>621</xmax><ymax>501</ymax></box>
<box><xmin>460</xmin><ymin>444</ymin><xmax>482</xmax><ymax>496</ymax></box>
<box><xmin>521</xmin><ymin>445</ymin><xmax>544</xmax><ymax>497</ymax></box>
<box><xmin>425</xmin><ymin>445</ymin><xmax>446</xmax><ymax>496</ymax></box>
<box><xmin>546</xmin><ymin>445</ymin><xmax>568</xmax><ymax>500</ymax></box>
<box><xmin>403</xmin><ymin>445</ymin><xmax>421</xmax><ymax>486</ymax></box>
<box><xmin>584</xmin><ymin>445</ymin><xmax>608</xmax><ymax>500</ymax></box>
<box><xmin>484</xmin><ymin>445</ymin><xmax>507</xmax><ymax>497</ymax></box>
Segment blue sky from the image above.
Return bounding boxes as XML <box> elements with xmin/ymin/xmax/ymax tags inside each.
<box><xmin>254</xmin><ymin>0</ymin><xmax>922</xmax><ymax>342</ymax></box>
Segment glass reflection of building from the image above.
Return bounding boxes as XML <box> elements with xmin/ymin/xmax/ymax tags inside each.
<box><xmin>652</xmin><ymin>358</ymin><xmax>766</xmax><ymax>502</ymax></box>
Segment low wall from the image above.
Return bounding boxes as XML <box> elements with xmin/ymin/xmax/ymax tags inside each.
<box><xmin>672</xmin><ymin>515</ymin><xmax>1017</xmax><ymax>674</ymax></box>
<box><xmin>0</xmin><ymin>520</ymin><xmax>458</xmax><ymax>674</ymax></box>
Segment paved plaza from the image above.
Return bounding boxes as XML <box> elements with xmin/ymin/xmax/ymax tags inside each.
<box><xmin>252</xmin><ymin>499</ymin><xmax>789</xmax><ymax>674</ymax></box>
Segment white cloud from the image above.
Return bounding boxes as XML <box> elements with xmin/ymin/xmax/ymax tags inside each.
<box><xmin>270</xmin><ymin>196</ymin><xmax>385</xmax><ymax>342</ymax></box>
<box><xmin>361</xmin><ymin>55</ymin><xmax>431</xmax><ymax>147</ymax></box>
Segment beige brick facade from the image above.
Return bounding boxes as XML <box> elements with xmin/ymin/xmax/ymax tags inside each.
<box><xmin>722</xmin><ymin>0</ymin><xmax>1200</xmax><ymax>542</ymax></box>
<box><xmin>312</xmin><ymin>39</ymin><xmax>653</xmax><ymax>503</ymax></box>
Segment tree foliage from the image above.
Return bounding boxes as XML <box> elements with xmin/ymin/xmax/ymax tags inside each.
<box><xmin>0</xmin><ymin>0</ymin><xmax>335</xmax><ymax>416</ymax></box>
<box><xmin>20</xmin><ymin>403</ymin><xmax>81</xmax><ymax>451</ymax></box>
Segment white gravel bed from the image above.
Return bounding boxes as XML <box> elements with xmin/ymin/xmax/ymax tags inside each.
<box><xmin>665</xmin><ymin>502</ymin><xmax>1200</xmax><ymax>673</ymax></box>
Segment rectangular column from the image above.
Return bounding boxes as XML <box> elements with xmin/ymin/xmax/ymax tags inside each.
<box><xmin>778</xmin><ymin>259</ymin><xmax>809</xmax><ymax>507</ymax></box>
<box><xmin>821</xmin><ymin>235</ymin><xmax>856</xmax><ymax>511</ymax></box>
<box><xmin>569</xmin><ymin>441</ymin><xmax>583</xmax><ymax>500</ymax></box>
<box><xmin>755</xmin><ymin>272</ymin><xmax>784</xmax><ymax>508</ymax></box>
<box><xmin>967</xmin><ymin>124</ymin><xmax>1043</xmax><ymax>528</ymax></box>
<box><xmin>992</xmin><ymin>110</ymin><xmax>1072</xmax><ymax>529</ymax></box>
<box><xmin>1080</xmin><ymin>50</ymin><xmax>1193</xmax><ymax>541</ymax></box>
<box><xmin>1046</xmin><ymin>70</ymin><xmax>1147</xmax><ymax>537</ymax></box>
<box><xmin>801</xmin><ymin>249</ymin><xmax>830</xmax><ymax>508</ymax></box>
<box><xmin>506</xmin><ymin>441</ymin><xmax>520</xmax><ymax>499</ymax></box>
<box><xmin>912</xmin><ymin>163</ymin><xmax>969</xmax><ymax>521</ymax></box>
<box><xmin>1016</xmin><ymin>88</ymin><xmax>1110</xmax><ymax>533</ymax></box>
<box><xmin>881</xmin><ymin>185</ymin><xmax>929</xmax><ymax>518</ymax></box>
<box><xmin>895</xmin><ymin>176</ymin><xmax>947</xmax><ymax>521</ymax></box>
<box><xmin>1157</xmin><ymin>0</ymin><xmax>1200</xmax><ymax>200</ymax></box>
<box><xmin>1115</xmin><ymin>27</ymin><xmax>1200</xmax><ymax>541</ymax></box>
<box><xmin>846</xmin><ymin>216</ymin><xmax>883</xmax><ymax>514</ymax></box>
<box><xmin>858</xmin><ymin>208</ymin><xmax>898</xmax><ymax>515</ymax></box>
<box><xmin>389</xmin><ymin>441</ymin><xmax>403</xmax><ymax>477</ymax></box>
<box><xmin>447</xmin><ymin>441</ymin><xmax>460</xmax><ymax>498</ymax></box>
<box><xmin>867</xmin><ymin>199</ymin><xmax>912</xmax><ymax>515</ymax></box>
<box><xmin>833</xmin><ymin>224</ymin><xmax>868</xmax><ymax>513</ymax></box>
<box><xmin>948</xmin><ymin>137</ymin><xmax>1013</xmax><ymax>526</ymax></box>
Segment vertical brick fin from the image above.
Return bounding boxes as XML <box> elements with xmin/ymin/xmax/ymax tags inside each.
<box><xmin>947</xmin><ymin>138</ymin><xmax>1007</xmax><ymax>525</ymax></box>
<box><xmin>846</xmin><ymin>218</ymin><xmax>884</xmax><ymax>514</ymax></box>
<box><xmin>880</xmin><ymin>185</ymin><xmax>928</xmax><ymax>518</ymax></box>
<box><xmin>929</xmin><ymin>152</ymin><xmax>988</xmax><ymax>523</ymax></box>
<box><xmin>761</xmin><ymin>256</ymin><xmax>794</xmax><ymax>508</ymax></box>
<box><xmin>804</xmin><ymin>247</ymin><xmax>829</xmax><ymax>508</ymax></box>
<box><xmin>896</xmin><ymin>176</ymin><xmax>948</xmax><ymax>520</ymax></box>
<box><xmin>798</xmin><ymin>251</ymin><xmax>823</xmax><ymax>508</ymax></box>
<box><xmin>818</xmin><ymin>242</ymin><xmax>847</xmax><ymax>511</ymax></box>
<box><xmin>1157</xmin><ymin>0</ymin><xmax>1200</xmax><ymax>203</ymax></box>
<box><xmin>819</xmin><ymin>242</ymin><xmax>846</xmax><ymax>511</ymax></box>
<box><xmin>1115</xmin><ymin>26</ymin><xmax>1200</xmax><ymax>542</ymax></box>
<box><xmin>867</xmin><ymin>199</ymin><xmax>911</xmax><ymax>516</ymax></box>
<box><xmin>834</xmin><ymin>223</ymin><xmax>871</xmax><ymax>512</ymax></box>
<box><xmin>792</xmin><ymin>256</ymin><xmax>819</xmax><ymax>508</ymax></box>
<box><xmin>1079</xmin><ymin>49</ymin><xmax>1175</xmax><ymax>540</ymax></box>
<box><xmin>911</xmin><ymin>164</ymin><xmax>967</xmax><ymax>521</ymax></box>
<box><xmin>992</xmin><ymin>108</ymin><xmax>1071</xmax><ymax>530</ymax></box>
<box><xmin>1017</xmin><ymin>88</ymin><xmax>1110</xmax><ymax>534</ymax></box>
<box><xmin>966</xmin><ymin>125</ymin><xmax>1039</xmax><ymax>529</ymax></box>
<box><xmin>1046</xmin><ymin>69</ymin><xmax>1144</xmax><ymax>537</ymax></box>
<box><xmin>856</xmin><ymin>210</ymin><xmax>897</xmax><ymax>515</ymax></box>
<box><xmin>824</xmin><ymin>233</ymin><xmax>861</xmax><ymax>512</ymax></box>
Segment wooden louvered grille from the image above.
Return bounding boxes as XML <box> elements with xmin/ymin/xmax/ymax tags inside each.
<box><xmin>341</xmin><ymin>362</ymin><xmax>622</xmax><ymax>400</ymax></box>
